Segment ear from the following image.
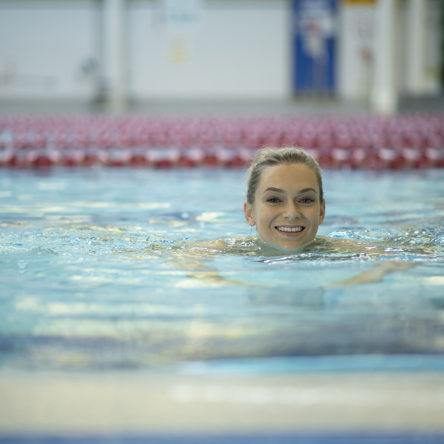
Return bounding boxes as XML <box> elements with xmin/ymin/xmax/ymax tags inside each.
<box><xmin>319</xmin><ymin>199</ymin><xmax>326</xmax><ymax>224</ymax></box>
<box><xmin>243</xmin><ymin>201</ymin><xmax>256</xmax><ymax>226</ymax></box>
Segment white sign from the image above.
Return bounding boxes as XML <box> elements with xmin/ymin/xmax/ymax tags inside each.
<box><xmin>298</xmin><ymin>0</ymin><xmax>335</xmax><ymax>58</ymax></box>
<box><xmin>164</xmin><ymin>0</ymin><xmax>203</xmax><ymax>34</ymax></box>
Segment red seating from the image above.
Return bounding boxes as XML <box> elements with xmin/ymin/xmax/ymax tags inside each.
<box><xmin>1</xmin><ymin>113</ymin><xmax>443</xmax><ymax>169</ymax></box>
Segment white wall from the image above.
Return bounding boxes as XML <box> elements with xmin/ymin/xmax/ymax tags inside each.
<box><xmin>0</xmin><ymin>0</ymin><xmax>290</xmax><ymax>103</ymax></box>
<box><xmin>338</xmin><ymin>3</ymin><xmax>376</xmax><ymax>103</ymax></box>
<box><xmin>127</xmin><ymin>0</ymin><xmax>290</xmax><ymax>101</ymax></box>
<box><xmin>0</xmin><ymin>0</ymin><xmax>441</xmax><ymax>107</ymax></box>
<box><xmin>338</xmin><ymin>0</ymin><xmax>442</xmax><ymax>104</ymax></box>
<box><xmin>0</xmin><ymin>0</ymin><xmax>100</xmax><ymax>99</ymax></box>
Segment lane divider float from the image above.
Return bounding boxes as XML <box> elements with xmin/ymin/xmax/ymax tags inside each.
<box><xmin>1</xmin><ymin>113</ymin><xmax>443</xmax><ymax>169</ymax></box>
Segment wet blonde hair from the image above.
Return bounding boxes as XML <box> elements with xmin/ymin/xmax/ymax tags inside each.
<box><xmin>246</xmin><ymin>147</ymin><xmax>324</xmax><ymax>204</ymax></box>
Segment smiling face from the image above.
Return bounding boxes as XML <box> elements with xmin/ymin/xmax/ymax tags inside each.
<box><xmin>244</xmin><ymin>162</ymin><xmax>325</xmax><ymax>250</ymax></box>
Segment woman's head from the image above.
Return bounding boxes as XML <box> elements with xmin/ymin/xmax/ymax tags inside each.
<box><xmin>246</xmin><ymin>147</ymin><xmax>324</xmax><ymax>205</ymax></box>
<box><xmin>244</xmin><ymin>147</ymin><xmax>325</xmax><ymax>249</ymax></box>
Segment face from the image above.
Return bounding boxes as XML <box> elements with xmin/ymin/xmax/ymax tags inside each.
<box><xmin>244</xmin><ymin>163</ymin><xmax>325</xmax><ymax>250</ymax></box>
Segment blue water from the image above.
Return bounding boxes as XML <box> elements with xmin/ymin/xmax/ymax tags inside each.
<box><xmin>1</xmin><ymin>168</ymin><xmax>443</xmax><ymax>372</ymax></box>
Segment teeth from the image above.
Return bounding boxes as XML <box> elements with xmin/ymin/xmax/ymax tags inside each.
<box><xmin>277</xmin><ymin>226</ymin><xmax>303</xmax><ymax>233</ymax></box>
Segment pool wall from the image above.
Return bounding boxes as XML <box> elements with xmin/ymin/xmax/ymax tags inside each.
<box><xmin>2</xmin><ymin>372</ymin><xmax>444</xmax><ymax>437</ymax></box>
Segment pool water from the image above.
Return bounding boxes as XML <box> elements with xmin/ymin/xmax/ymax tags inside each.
<box><xmin>1</xmin><ymin>168</ymin><xmax>444</xmax><ymax>373</ymax></box>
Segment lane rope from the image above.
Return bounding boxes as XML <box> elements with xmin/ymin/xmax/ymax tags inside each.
<box><xmin>1</xmin><ymin>113</ymin><xmax>443</xmax><ymax>169</ymax></box>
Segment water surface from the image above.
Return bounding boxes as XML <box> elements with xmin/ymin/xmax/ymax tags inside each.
<box><xmin>1</xmin><ymin>168</ymin><xmax>443</xmax><ymax>372</ymax></box>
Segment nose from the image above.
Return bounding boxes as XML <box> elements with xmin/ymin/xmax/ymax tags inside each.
<box><xmin>284</xmin><ymin>200</ymin><xmax>301</xmax><ymax>221</ymax></box>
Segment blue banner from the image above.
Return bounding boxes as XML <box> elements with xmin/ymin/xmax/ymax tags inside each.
<box><xmin>292</xmin><ymin>0</ymin><xmax>338</xmax><ymax>95</ymax></box>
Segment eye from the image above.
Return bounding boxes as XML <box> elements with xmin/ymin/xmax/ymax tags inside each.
<box><xmin>266</xmin><ymin>197</ymin><xmax>282</xmax><ymax>204</ymax></box>
<box><xmin>299</xmin><ymin>197</ymin><xmax>315</xmax><ymax>205</ymax></box>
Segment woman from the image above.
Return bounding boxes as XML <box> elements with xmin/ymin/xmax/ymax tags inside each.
<box><xmin>173</xmin><ymin>147</ymin><xmax>411</xmax><ymax>286</ymax></box>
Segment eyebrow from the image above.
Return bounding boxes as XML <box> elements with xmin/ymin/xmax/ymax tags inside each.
<box><xmin>264</xmin><ymin>187</ymin><xmax>318</xmax><ymax>194</ymax></box>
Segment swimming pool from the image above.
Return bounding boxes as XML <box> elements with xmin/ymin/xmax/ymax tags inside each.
<box><xmin>1</xmin><ymin>166</ymin><xmax>443</xmax><ymax>371</ymax></box>
<box><xmin>1</xmin><ymin>167</ymin><xmax>444</xmax><ymax>439</ymax></box>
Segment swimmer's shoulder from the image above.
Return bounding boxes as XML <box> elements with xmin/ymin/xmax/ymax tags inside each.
<box><xmin>187</xmin><ymin>237</ymin><xmax>258</xmax><ymax>255</ymax></box>
<box><xmin>313</xmin><ymin>235</ymin><xmax>381</xmax><ymax>254</ymax></box>
<box><xmin>194</xmin><ymin>236</ymin><xmax>375</xmax><ymax>256</ymax></box>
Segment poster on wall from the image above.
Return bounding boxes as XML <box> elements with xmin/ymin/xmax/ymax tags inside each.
<box><xmin>163</xmin><ymin>0</ymin><xmax>203</xmax><ymax>34</ymax></box>
<box><xmin>292</xmin><ymin>0</ymin><xmax>338</xmax><ymax>95</ymax></box>
<box><xmin>162</xmin><ymin>0</ymin><xmax>203</xmax><ymax>64</ymax></box>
